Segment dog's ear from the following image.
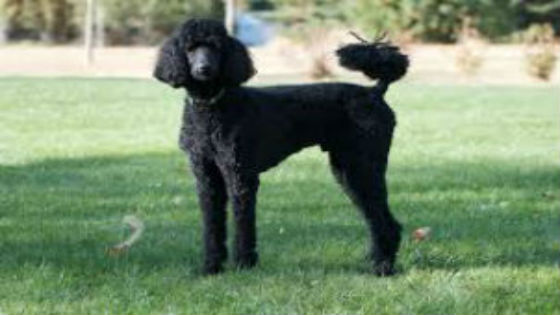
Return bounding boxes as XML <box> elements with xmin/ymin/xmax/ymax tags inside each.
<box><xmin>153</xmin><ymin>37</ymin><xmax>189</xmax><ymax>88</ymax></box>
<box><xmin>221</xmin><ymin>36</ymin><xmax>256</xmax><ymax>86</ymax></box>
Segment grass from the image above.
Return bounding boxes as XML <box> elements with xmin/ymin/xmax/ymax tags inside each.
<box><xmin>0</xmin><ymin>77</ymin><xmax>558</xmax><ymax>314</ymax></box>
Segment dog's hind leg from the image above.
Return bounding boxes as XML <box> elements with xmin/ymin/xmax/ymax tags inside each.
<box><xmin>190</xmin><ymin>155</ymin><xmax>229</xmax><ymax>275</ymax></box>
<box><xmin>328</xmin><ymin>149</ymin><xmax>402</xmax><ymax>276</ymax></box>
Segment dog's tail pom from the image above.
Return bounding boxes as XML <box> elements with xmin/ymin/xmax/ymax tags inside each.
<box><xmin>336</xmin><ymin>38</ymin><xmax>409</xmax><ymax>88</ymax></box>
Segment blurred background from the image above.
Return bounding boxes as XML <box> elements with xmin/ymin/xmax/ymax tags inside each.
<box><xmin>0</xmin><ymin>0</ymin><xmax>558</xmax><ymax>84</ymax></box>
<box><xmin>1</xmin><ymin>3</ymin><xmax>559</xmax><ymax>313</ymax></box>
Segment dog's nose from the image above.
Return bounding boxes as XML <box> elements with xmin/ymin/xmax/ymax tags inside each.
<box><xmin>198</xmin><ymin>65</ymin><xmax>211</xmax><ymax>76</ymax></box>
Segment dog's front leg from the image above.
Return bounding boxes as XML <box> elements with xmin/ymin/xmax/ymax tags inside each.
<box><xmin>224</xmin><ymin>170</ymin><xmax>260</xmax><ymax>269</ymax></box>
<box><xmin>189</xmin><ymin>155</ymin><xmax>228</xmax><ymax>275</ymax></box>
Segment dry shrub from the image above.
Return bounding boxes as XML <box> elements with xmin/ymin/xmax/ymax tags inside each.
<box><xmin>305</xmin><ymin>27</ymin><xmax>334</xmax><ymax>80</ymax></box>
<box><xmin>391</xmin><ymin>30</ymin><xmax>415</xmax><ymax>50</ymax></box>
<box><xmin>309</xmin><ymin>52</ymin><xmax>334</xmax><ymax>80</ymax></box>
<box><xmin>455</xmin><ymin>17</ymin><xmax>485</xmax><ymax>76</ymax></box>
<box><xmin>524</xmin><ymin>24</ymin><xmax>557</xmax><ymax>81</ymax></box>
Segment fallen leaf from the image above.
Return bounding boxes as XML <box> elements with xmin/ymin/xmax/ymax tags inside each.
<box><xmin>412</xmin><ymin>227</ymin><xmax>431</xmax><ymax>242</ymax></box>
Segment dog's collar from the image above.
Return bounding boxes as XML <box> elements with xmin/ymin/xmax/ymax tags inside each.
<box><xmin>188</xmin><ymin>89</ymin><xmax>226</xmax><ymax>108</ymax></box>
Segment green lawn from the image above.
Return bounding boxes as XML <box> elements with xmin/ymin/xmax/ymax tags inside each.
<box><xmin>0</xmin><ymin>78</ymin><xmax>558</xmax><ymax>314</ymax></box>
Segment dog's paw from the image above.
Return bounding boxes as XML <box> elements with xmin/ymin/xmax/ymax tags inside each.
<box><xmin>373</xmin><ymin>261</ymin><xmax>397</xmax><ymax>277</ymax></box>
<box><xmin>234</xmin><ymin>252</ymin><xmax>259</xmax><ymax>269</ymax></box>
<box><xmin>202</xmin><ymin>263</ymin><xmax>224</xmax><ymax>275</ymax></box>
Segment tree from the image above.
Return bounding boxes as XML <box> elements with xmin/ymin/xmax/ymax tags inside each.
<box><xmin>350</xmin><ymin>0</ymin><xmax>523</xmax><ymax>42</ymax></box>
<box><xmin>522</xmin><ymin>0</ymin><xmax>560</xmax><ymax>34</ymax></box>
<box><xmin>1</xmin><ymin>0</ymin><xmax>76</xmax><ymax>42</ymax></box>
<box><xmin>224</xmin><ymin>0</ymin><xmax>236</xmax><ymax>34</ymax></box>
<box><xmin>101</xmin><ymin>0</ymin><xmax>223</xmax><ymax>44</ymax></box>
<box><xmin>84</xmin><ymin>0</ymin><xmax>95</xmax><ymax>64</ymax></box>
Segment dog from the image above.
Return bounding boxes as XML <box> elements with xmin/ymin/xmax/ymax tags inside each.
<box><xmin>154</xmin><ymin>18</ymin><xmax>408</xmax><ymax>275</ymax></box>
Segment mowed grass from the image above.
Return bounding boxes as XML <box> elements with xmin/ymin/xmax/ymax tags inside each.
<box><xmin>0</xmin><ymin>77</ymin><xmax>558</xmax><ymax>314</ymax></box>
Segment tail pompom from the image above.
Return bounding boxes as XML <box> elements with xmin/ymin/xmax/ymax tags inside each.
<box><xmin>336</xmin><ymin>37</ymin><xmax>409</xmax><ymax>84</ymax></box>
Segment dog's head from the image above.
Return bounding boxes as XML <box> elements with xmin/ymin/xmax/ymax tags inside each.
<box><xmin>153</xmin><ymin>19</ymin><xmax>255</xmax><ymax>89</ymax></box>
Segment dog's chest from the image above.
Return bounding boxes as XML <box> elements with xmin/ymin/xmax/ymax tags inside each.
<box><xmin>180</xmin><ymin>107</ymin><xmax>241</xmax><ymax>156</ymax></box>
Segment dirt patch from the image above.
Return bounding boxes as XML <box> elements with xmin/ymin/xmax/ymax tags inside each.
<box><xmin>1</xmin><ymin>43</ymin><xmax>558</xmax><ymax>85</ymax></box>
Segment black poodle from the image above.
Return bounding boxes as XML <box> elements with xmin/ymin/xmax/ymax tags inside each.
<box><xmin>154</xmin><ymin>18</ymin><xmax>409</xmax><ymax>275</ymax></box>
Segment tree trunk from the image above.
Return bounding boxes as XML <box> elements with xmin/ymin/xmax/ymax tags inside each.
<box><xmin>0</xmin><ymin>16</ymin><xmax>7</xmax><ymax>44</ymax></box>
<box><xmin>224</xmin><ymin>0</ymin><xmax>236</xmax><ymax>35</ymax></box>
<box><xmin>84</xmin><ymin>0</ymin><xmax>95</xmax><ymax>64</ymax></box>
<box><xmin>94</xmin><ymin>1</ymin><xmax>104</xmax><ymax>47</ymax></box>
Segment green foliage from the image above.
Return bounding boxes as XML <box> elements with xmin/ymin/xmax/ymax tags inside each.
<box><xmin>350</xmin><ymin>0</ymin><xmax>524</xmax><ymax>42</ymax></box>
<box><xmin>265</xmin><ymin>0</ymin><xmax>346</xmax><ymax>25</ymax></box>
<box><xmin>247</xmin><ymin>0</ymin><xmax>275</xmax><ymax>11</ymax></box>
<box><xmin>1</xmin><ymin>0</ymin><xmax>77</xmax><ymax>43</ymax></box>
<box><xmin>522</xmin><ymin>0</ymin><xmax>560</xmax><ymax>33</ymax></box>
<box><xmin>0</xmin><ymin>0</ymin><xmax>223</xmax><ymax>44</ymax></box>
<box><xmin>471</xmin><ymin>0</ymin><xmax>522</xmax><ymax>41</ymax></box>
<box><xmin>267</xmin><ymin>0</ymin><xmax>542</xmax><ymax>42</ymax></box>
<box><xmin>2</xmin><ymin>0</ymin><xmax>559</xmax><ymax>44</ymax></box>
<box><xmin>0</xmin><ymin>78</ymin><xmax>559</xmax><ymax>314</ymax></box>
<box><xmin>101</xmin><ymin>0</ymin><xmax>223</xmax><ymax>45</ymax></box>
<box><xmin>264</xmin><ymin>0</ymin><xmax>347</xmax><ymax>45</ymax></box>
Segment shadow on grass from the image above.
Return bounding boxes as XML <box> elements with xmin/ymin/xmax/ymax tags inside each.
<box><xmin>0</xmin><ymin>151</ymin><xmax>558</xmax><ymax>275</ymax></box>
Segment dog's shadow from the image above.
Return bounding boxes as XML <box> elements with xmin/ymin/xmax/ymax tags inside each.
<box><xmin>1</xmin><ymin>151</ymin><xmax>558</xmax><ymax>275</ymax></box>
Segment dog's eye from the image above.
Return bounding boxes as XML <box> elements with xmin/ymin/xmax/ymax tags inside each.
<box><xmin>197</xmin><ymin>43</ymin><xmax>216</xmax><ymax>51</ymax></box>
<box><xmin>206</xmin><ymin>38</ymin><xmax>221</xmax><ymax>49</ymax></box>
<box><xmin>185</xmin><ymin>45</ymin><xmax>197</xmax><ymax>52</ymax></box>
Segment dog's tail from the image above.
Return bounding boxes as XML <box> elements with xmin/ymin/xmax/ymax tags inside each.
<box><xmin>336</xmin><ymin>34</ymin><xmax>409</xmax><ymax>95</ymax></box>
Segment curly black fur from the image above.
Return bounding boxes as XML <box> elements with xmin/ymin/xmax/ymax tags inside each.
<box><xmin>337</xmin><ymin>41</ymin><xmax>409</xmax><ymax>94</ymax></box>
<box><xmin>154</xmin><ymin>18</ymin><xmax>409</xmax><ymax>276</ymax></box>
<box><xmin>154</xmin><ymin>19</ymin><xmax>255</xmax><ymax>92</ymax></box>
